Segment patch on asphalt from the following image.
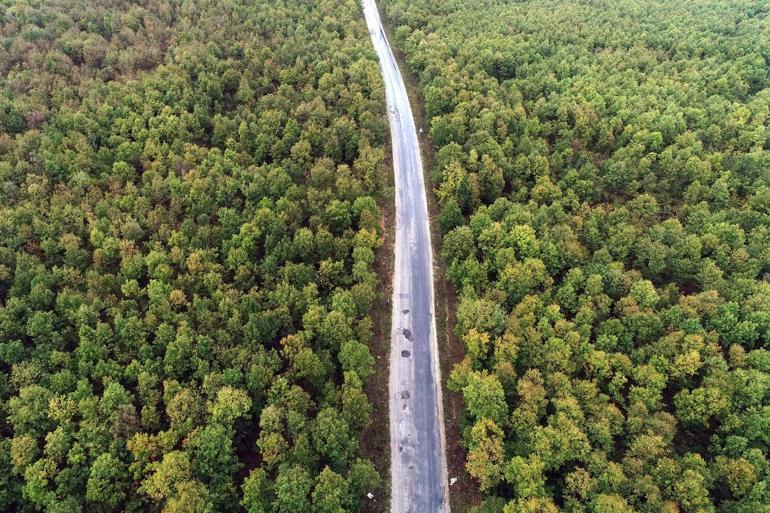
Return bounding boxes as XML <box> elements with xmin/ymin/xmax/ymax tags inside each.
<box><xmin>401</xmin><ymin>350</ymin><xmax>411</xmax><ymax>357</ymax></box>
<box><xmin>402</xmin><ymin>328</ymin><xmax>412</xmax><ymax>340</ymax></box>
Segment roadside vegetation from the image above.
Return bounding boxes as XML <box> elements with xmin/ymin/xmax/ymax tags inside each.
<box><xmin>380</xmin><ymin>0</ymin><xmax>770</xmax><ymax>511</ymax></box>
<box><xmin>0</xmin><ymin>0</ymin><xmax>387</xmax><ymax>512</ymax></box>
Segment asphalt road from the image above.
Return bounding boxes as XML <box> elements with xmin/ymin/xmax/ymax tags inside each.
<box><xmin>361</xmin><ymin>1</ymin><xmax>450</xmax><ymax>512</ymax></box>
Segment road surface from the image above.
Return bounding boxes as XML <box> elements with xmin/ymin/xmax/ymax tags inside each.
<box><xmin>361</xmin><ymin>1</ymin><xmax>450</xmax><ymax>512</ymax></box>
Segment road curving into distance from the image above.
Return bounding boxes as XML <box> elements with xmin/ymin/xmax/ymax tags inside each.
<box><xmin>361</xmin><ymin>1</ymin><xmax>451</xmax><ymax>512</ymax></box>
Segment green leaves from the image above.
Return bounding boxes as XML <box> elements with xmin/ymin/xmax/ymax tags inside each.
<box><xmin>385</xmin><ymin>0</ymin><xmax>770</xmax><ymax>509</ymax></box>
<box><xmin>0</xmin><ymin>0</ymin><xmax>388</xmax><ymax>511</ymax></box>
<box><xmin>463</xmin><ymin>371</ymin><xmax>509</xmax><ymax>427</ymax></box>
<box><xmin>241</xmin><ymin>469</ymin><xmax>269</xmax><ymax>513</ymax></box>
<box><xmin>467</xmin><ymin>419</ymin><xmax>505</xmax><ymax>491</ymax></box>
<box><xmin>274</xmin><ymin>465</ymin><xmax>312</xmax><ymax>513</ymax></box>
<box><xmin>674</xmin><ymin>387</ymin><xmax>730</xmax><ymax>427</ymax></box>
<box><xmin>313</xmin><ymin>408</ymin><xmax>355</xmax><ymax>470</ymax></box>
<box><xmin>339</xmin><ymin>340</ymin><xmax>375</xmax><ymax>381</ymax></box>
<box><xmin>86</xmin><ymin>453</ymin><xmax>128</xmax><ymax>510</ymax></box>
<box><xmin>629</xmin><ymin>280</ymin><xmax>660</xmax><ymax>309</ymax></box>
<box><xmin>210</xmin><ymin>387</ymin><xmax>252</xmax><ymax>426</ymax></box>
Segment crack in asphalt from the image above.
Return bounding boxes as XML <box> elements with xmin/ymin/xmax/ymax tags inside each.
<box><xmin>361</xmin><ymin>1</ymin><xmax>451</xmax><ymax>513</ymax></box>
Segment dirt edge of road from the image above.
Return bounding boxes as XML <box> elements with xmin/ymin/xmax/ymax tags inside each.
<box><xmin>377</xmin><ymin>9</ymin><xmax>483</xmax><ymax>513</ymax></box>
<box><xmin>361</xmin><ymin>121</ymin><xmax>396</xmax><ymax>513</ymax></box>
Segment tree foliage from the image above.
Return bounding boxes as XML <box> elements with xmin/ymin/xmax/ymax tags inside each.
<box><xmin>382</xmin><ymin>0</ymin><xmax>770</xmax><ymax>511</ymax></box>
<box><xmin>0</xmin><ymin>0</ymin><xmax>386</xmax><ymax>511</ymax></box>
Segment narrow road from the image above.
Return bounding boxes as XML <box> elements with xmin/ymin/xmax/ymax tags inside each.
<box><xmin>361</xmin><ymin>1</ymin><xmax>450</xmax><ymax>513</ymax></box>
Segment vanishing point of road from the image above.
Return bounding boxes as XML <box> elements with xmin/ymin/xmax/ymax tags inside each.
<box><xmin>361</xmin><ymin>1</ymin><xmax>450</xmax><ymax>513</ymax></box>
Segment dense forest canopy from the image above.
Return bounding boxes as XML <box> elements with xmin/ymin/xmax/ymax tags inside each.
<box><xmin>0</xmin><ymin>0</ymin><xmax>388</xmax><ymax>512</ymax></box>
<box><xmin>380</xmin><ymin>0</ymin><xmax>770</xmax><ymax>512</ymax></box>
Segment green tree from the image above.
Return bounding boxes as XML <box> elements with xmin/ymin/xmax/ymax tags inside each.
<box><xmin>274</xmin><ymin>465</ymin><xmax>312</xmax><ymax>513</ymax></box>
<box><xmin>312</xmin><ymin>466</ymin><xmax>351</xmax><ymax>513</ymax></box>
<box><xmin>463</xmin><ymin>371</ymin><xmax>509</xmax><ymax>426</ymax></box>
<box><xmin>241</xmin><ymin>469</ymin><xmax>269</xmax><ymax>513</ymax></box>
<box><xmin>86</xmin><ymin>453</ymin><xmax>128</xmax><ymax>510</ymax></box>
<box><xmin>466</xmin><ymin>418</ymin><xmax>505</xmax><ymax>491</ymax></box>
<box><xmin>313</xmin><ymin>408</ymin><xmax>354</xmax><ymax>469</ymax></box>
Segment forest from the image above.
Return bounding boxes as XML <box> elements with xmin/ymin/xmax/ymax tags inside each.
<box><xmin>0</xmin><ymin>0</ymin><xmax>387</xmax><ymax>512</ymax></box>
<box><xmin>379</xmin><ymin>0</ymin><xmax>770</xmax><ymax>512</ymax></box>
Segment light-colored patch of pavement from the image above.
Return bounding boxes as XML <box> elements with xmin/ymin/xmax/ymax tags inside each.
<box><xmin>361</xmin><ymin>1</ymin><xmax>450</xmax><ymax>512</ymax></box>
